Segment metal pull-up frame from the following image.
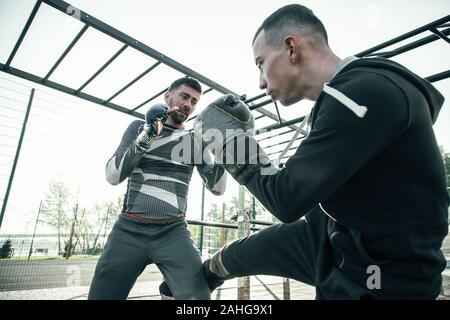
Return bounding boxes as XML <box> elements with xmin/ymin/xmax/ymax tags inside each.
<box><xmin>0</xmin><ymin>0</ymin><xmax>294</xmax><ymax>129</ymax></box>
<box><xmin>0</xmin><ymin>1</ymin><xmax>448</xmax><ymax>159</ymax></box>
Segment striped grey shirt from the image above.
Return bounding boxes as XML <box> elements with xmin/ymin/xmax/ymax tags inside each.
<box><xmin>105</xmin><ymin>120</ymin><xmax>226</xmax><ymax>222</ymax></box>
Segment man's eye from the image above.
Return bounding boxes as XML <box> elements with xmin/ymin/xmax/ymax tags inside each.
<box><xmin>257</xmin><ymin>63</ymin><xmax>262</xmax><ymax>70</ymax></box>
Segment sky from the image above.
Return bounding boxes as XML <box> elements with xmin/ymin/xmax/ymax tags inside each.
<box><xmin>0</xmin><ymin>0</ymin><xmax>449</xmax><ymax>234</ymax></box>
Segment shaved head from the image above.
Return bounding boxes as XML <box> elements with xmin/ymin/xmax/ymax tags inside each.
<box><xmin>253</xmin><ymin>4</ymin><xmax>328</xmax><ymax>48</ymax></box>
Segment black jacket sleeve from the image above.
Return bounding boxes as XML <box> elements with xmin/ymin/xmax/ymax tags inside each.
<box><xmin>245</xmin><ymin>70</ymin><xmax>410</xmax><ymax>223</ymax></box>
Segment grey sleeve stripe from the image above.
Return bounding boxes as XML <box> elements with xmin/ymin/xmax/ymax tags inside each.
<box><xmin>105</xmin><ymin>120</ymin><xmax>145</xmax><ymax>185</ymax></box>
<box><xmin>133</xmin><ymin>168</ymin><xmax>189</xmax><ymax>186</ymax></box>
<box><xmin>105</xmin><ymin>150</ymin><xmax>129</xmax><ymax>185</ymax></box>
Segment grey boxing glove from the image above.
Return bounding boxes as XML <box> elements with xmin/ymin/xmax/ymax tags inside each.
<box><xmin>193</xmin><ymin>94</ymin><xmax>277</xmax><ymax>185</ymax></box>
<box><xmin>135</xmin><ymin>103</ymin><xmax>171</xmax><ymax>151</ymax></box>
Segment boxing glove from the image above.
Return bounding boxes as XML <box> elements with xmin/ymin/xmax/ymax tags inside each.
<box><xmin>193</xmin><ymin>94</ymin><xmax>277</xmax><ymax>185</ymax></box>
<box><xmin>135</xmin><ymin>103</ymin><xmax>170</xmax><ymax>151</ymax></box>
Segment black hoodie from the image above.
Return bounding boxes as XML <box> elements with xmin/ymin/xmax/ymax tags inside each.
<box><xmin>246</xmin><ymin>57</ymin><xmax>449</xmax><ymax>299</ymax></box>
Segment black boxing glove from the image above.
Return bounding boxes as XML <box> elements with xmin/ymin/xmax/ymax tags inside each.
<box><xmin>135</xmin><ymin>103</ymin><xmax>171</xmax><ymax>151</ymax></box>
<box><xmin>193</xmin><ymin>94</ymin><xmax>277</xmax><ymax>185</ymax></box>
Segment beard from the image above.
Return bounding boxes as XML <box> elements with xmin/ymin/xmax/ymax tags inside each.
<box><xmin>168</xmin><ymin>111</ymin><xmax>188</xmax><ymax>124</ymax></box>
<box><xmin>166</xmin><ymin>98</ymin><xmax>189</xmax><ymax>124</ymax></box>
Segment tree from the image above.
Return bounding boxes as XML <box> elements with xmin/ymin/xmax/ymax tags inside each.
<box><xmin>88</xmin><ymin>199</ymin><xmax>120</xmax><ymax>254</ymax></box>
<box><xmin>205</xmin><ymin>204</ymin><xmax>221</xmax><ymax>255</ymax></box>
<box><xmin>0</xmin><ymin>240</ymin><xmax>13</xmax><ymax>259</ymax></box>
<box><xmin>226</xmin><ymin>193</ymin><xmax>271</xmax><ymax>222</ymax></box>
<box><xmin>41</xmin><ymin>180</ymin><xmax>72</xmax><ymax>255</ymax></box>
<box><xmin>207</xmin><ymin>203</ymin><xmax>221</xmax><ymax>221</ymax></box>
<box><xmin>74</xmin><ymin>207</ymin><xmax>89</xmax><ymax>255</ymax></box>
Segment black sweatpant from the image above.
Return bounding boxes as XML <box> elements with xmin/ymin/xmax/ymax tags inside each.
<box><xmin>216</xmin><ymin>207</ymin><xmax>376</xmax><ymax>299</ymax></box>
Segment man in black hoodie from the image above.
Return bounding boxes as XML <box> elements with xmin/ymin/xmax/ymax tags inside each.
<box><xmin>192</xmin><ymin>4</ymin><xmax>449</xmax><ymax>299</ymax></box>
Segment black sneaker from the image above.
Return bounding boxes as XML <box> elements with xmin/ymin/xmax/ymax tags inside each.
<box><xmin>203</xmin><ymin>258</ymin><xmax>225</xmax><ymax>291</ymax></box>
<box><xmin>159</xmin><ymin>281</ymin><xmax>175</xmax><ymax>300</ymax></box>
<box><xmin>158</xmin><ymin>260</ymin><xmax>225</xmax><ymax>299</ymax></box>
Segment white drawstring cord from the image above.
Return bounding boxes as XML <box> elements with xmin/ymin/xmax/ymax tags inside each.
<box><xmin>323</xmin><ymin>83</ymin><xmax>368</xmax><ymax>118</ymax></box>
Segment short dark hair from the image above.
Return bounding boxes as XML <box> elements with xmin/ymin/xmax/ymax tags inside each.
<box><xmin>252</xmin><ymin>4</ymin><xmax>328</xmax><ymax>46</ymax></box>
<box><xmin>168</xmin><ymin>77</ymin><xmax>202</xmax><ymax>94</ymax></box>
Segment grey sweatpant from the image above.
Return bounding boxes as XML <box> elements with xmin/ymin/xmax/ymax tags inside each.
<box><xmin>88</xmin><ymin>215</ymin><xmax>210</xmax><ymax>300</ymax></box>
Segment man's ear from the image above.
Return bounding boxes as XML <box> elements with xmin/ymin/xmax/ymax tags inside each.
<box><xmin>164</xmin><ymin>91</ymin><xmax>170</xmax><ymax>103</ymax></box>
<box><xmin>284</xmin><ymin>36</ymin><xmax>300</xmax><ymax>63</ymax></box>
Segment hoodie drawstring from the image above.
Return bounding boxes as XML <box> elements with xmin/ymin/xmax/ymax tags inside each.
<box><xmin>323</xmin><ymin>83</ymin><xmax>368</xmax><ymax>118</ymax></box>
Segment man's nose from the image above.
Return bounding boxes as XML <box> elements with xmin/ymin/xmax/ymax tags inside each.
<box><xmin>181</xmin><ymin>103</ymin><xmax>192</xmax><ymax>112</ymax></box>
<box><xmin>259</xmin><ymin>73</ymin><xmax>267</xmax><ymax>90</ymax></box>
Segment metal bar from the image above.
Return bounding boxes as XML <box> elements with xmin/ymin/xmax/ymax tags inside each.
<box><xmin>244</xmin><ymin>92</ymin><xmax>266</xmax><ymax>104</ymax></box>
<box><xmin>268</xmin><ymin>145</ymin><xmax>298</xmax><ymax>157</ymax></box>
<box><xmin>258</xmin><ymin>129</ymin><xmax>293</xmax><ymax>143</ymax></box>
<box><xmin>220</xmin><ymin>203</ymin><xmax>226</xmax><ymax>247</ymax></box>
<box><xmin>363</xmin><ymin>50</ymin><xmax>399</xmax><ymax>58</ymax></box>
<box><xmin>364</xmin><ymin>27</ymin><xmax>450</xmax><ymax>59</ymax></box>
<box><xmin>76</xmin><ymin>44</ymin><xmax>128</xmax><ymax>92</ymax></box>
<box><xmin>356</xmin><ymin>15</ymin><xmax>450</xmax><ymax>57</ymax></box>
<box><xmin>251</xmin><ymin>197</ymin><xmax>256</xmax><ymax>221</ymax></box>
<box><xmin>203</xmin><ymin>88</ymin><xmax>213</xmax><ymax>95</ymax></box>
<box><xmin>280</xmin><ymin>154</ymin><xmax>293</xmax><ymax>160</ymax></box>
<box><xmin>255</xmin><ymin>115</ymin><xmax>265</xmax><ymax>120</ymax></box>
<box><xmin>28</xmin><ymin>200</ymin><xmax>43</xmax><ymax>260</ymax></box>
<box><xmin>425</xmin><ymin>69</ymin><xmax>450</xmax><ymax>83</ymax></box>
<box><xmin>44</xmin><ymin>25</ymin><xmax>89</xmax><ymax>80</ymax></box>
<box><xmin>256</xmin><ymin>107</ymin><xmax>300</xmax><ymax>132</ymax></box>
<box><xmin>42</xmin><ymin>0</ymin><xmax>240</xmax><ymax>96</ymax></box>
<box><xmin>249</xmin><ymin>219</ymin><xmax>274</xmax><ymax>226</ymax></box>
<box><xmin>0</xmin><ymin>63</ymin><xmax>144</xmax><ymax>118</ymax></box>
<box><xmin>274</xmin><ymin>100</ymin><xmax>282</xmax><ymax>124</ymax></box>
<box><xmin>4</xmin><ymin>0</ymin><xmax>42</xmax><ymax>69</ymax></box>
<box><xmin>429</xmin><ymin>27</ymin><xmax>450</xmax><ymax>44</ymax></box>
<box><xmin>132</xmin><ymin>87</ymin><xmax>168</xmax><ymax>111</ymax></box>
<box><xmin>263</xmin><ymin>135</ymin><xmax>304</xmax><ymax>150</ymax></box>
<box><xmin>238</xmin><ymin>206</ymin><xmax>251</xmax><ymax>300</ymax></box>
<box><xmin>249</xmin><ymin>99</ymin><xmax>273</xmax><ymax>110</ymax></box>
<box><xmin>256</xmin><ymin>116</ymin><xmax>306</xmax><ymax>135</ymax></box>
<box><xmin>0</xmin><ymin>89</ymin><xmax>35</xmax><ymax>230</ymax></box>
<box><xmin>198</xmin><ymin>183</ymin><xmax>205</xmax><ymax>255</ymax></box>
<box><xmin>186</xmin><ymin>115</ymin><xmax>198</xmax><ymax>124</ymax></box>
<box><xmin>254</xmin><ymin>275</ymin><xmax>280</xmax><ymax>300</ymax></box>
<box><xmin>283</xmin><ymin>278</ymin><xmax>291</xmax><ymax>300</ymax></box>
<box><xmin>25</xmin><ymin>0</ymin><xmax>292</xmax><ymax>130</ymax></box>
<box><xmin>105</xmin><ymin>61</ymin><xmax>161</xmax><ymax>103</ymax></box>
<box><xmin>186</xmin><ymin>219</ymin><xmax>238</xmax><ymax>230</ymax></box>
